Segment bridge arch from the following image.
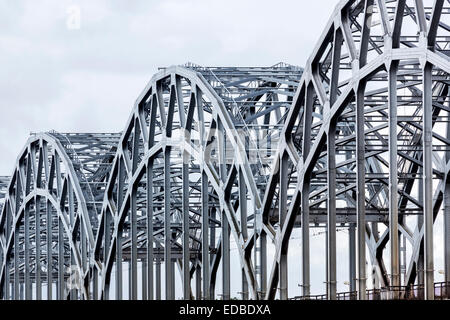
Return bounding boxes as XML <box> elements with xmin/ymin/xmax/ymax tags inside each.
<box><xmin>0</xmin><ymin>133</ymin><xmax>96</xmax><ymax>299</ymax></box>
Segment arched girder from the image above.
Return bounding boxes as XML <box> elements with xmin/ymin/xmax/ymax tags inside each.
<box><xmin>94</xmin><ymin>66</ymin><xmax>266</xmax><ymax>300</ymax></box>
<box><xmin>0</xmin><ymin>133</ymin><xmax>96</xmax><ymax>300</ymax></box>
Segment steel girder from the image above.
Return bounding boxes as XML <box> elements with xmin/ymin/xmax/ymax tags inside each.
<box><xmin>261</xmin><ymin>0</ymin><xmax>450</xmax><ymax>301</ymax></box>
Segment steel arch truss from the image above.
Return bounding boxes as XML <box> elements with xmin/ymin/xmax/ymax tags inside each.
<box><xmin>262</xmin><ymin>0</ymin><xmax>450</xmax><ymax>301</ymax></box>
<box><xmin>1</xmin><ymin>0</ymin><xmax>449</xmax><ymax>302</ymax></box>
<box><xmin>0</xmin><ymin>134</ymin><xmax>97</xmax><ymax>300</ymax></box>
<box><xmin>92</xmin><ymin>66</ymin><xmax>288</xmax><ymax>300</ymax></box>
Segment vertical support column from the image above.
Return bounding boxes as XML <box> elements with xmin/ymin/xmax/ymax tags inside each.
<box><xmin>239</xmin><ymin>169</ymin><xmax>248</xmax><ymax>239</ymax></box>
<box><xmin>103</xmin><ymin>210</ymin><xmax>111</xmax><ymax>299</ymax></box>
<box><xmin>47</xmin><ymin>200</ymin><xmax>52</xmax><ymax>300</ymax></box>
<box><xmin>130</xmin><ymin>185</ymin><xmax>138</xmax><ymax>300</ymax></box>
<box><xmin>218</xmin><ymin>119</ymin><xmax>230</xmax><ymax>300</ymax></box>
<box><xmin>24</xmin><ymin>157</ymin><xmax>31</xmax><ymax>300</ymax></box>
<box><xmin>13</xmin><ymin>170</ymin><xmax>22</xmax><ymax>301</ymax></box>
<box><xmin>301</xmin><ymin>183</ymin><xmax>311</xmax><ymax>298</ymax></box>
<box><xmin>142</xmin><ymin>259</ymin><xmax>147</xmax><ymax>300</ymax></box>
<box><xmin>147</xmin><ymin>160</ymin><xmax>154</xmax><ymax>300</ymax></box>
<box><xmin>422</xmin><ymin>62</ymin><xmax>434</xmax><ymax>300</ymax></box>
<box><xmin>35</xmin><ymin>195</ymin><xmax>42</xmax><ymax>300</ymax></box>
<box><xmin>130</xmin><ymin>119</ymin><xmax>140</xmax><ymax>300</ymax></box>
<box><xmin>356</xmin><ymin>82</ymin><xmax>367</xmax><ymax>300</ymax></box>
<box><xmin>301</xmin><ymin>83</ymin><xmax>314</xmax><ymax>297</ymax></box>
<box><xmin>5</xmin><ymin>260</ymin><xmax>10</xmax><ymax>300</ymax></box>
<box><xmin>116</xmin><ymin>157</ymin><xmax>125</xmax><ymax>300</ymax></box>
<box><xmin>80</xmin><ymin>226</ymin><xmax>87</xmax><ymax>300</ymax></box>
<box><xmin>4</xmin><ymin>204</ymin><xmax>11</xmax><ymax>300</ymax></box>
<box><xmin>195</xmin><ymin>264</ymin><xmax>202</xmax><ymax>300</ymax></box>
<box><xmin>327</xmin><ymin>26</ymin><xmax>341</xmax><ymax>300</ymax></box>
<box><xmin>260</xmin><ymin>231</ymin><xmax>267</xmax><ymax>298</ymax></box>
<box><xmin>129</xmin><ymin>118</ymin><xmax>141</xmax><ymax>300</ymax></box>
<box><xmin>201</xmin><ymin>171</ymin><xmax>210</xmax><ymax>300</ymax></box>
<box><xmin>68</xmin><ymin>183</ymin><xmax>75</xmax><ymax>301</ymax></box>
<box><xmin>128</xmin><ymin>261</ymin><xmax>132</xmax><ymax>300</ymax></box>
<box><xmin>0</xmin><ymin>229</ymin><xmax>2</xmax><ymax>299</ymax></box>
<box><xmin>355</xmin><ymin>0</ymin><xmax>372</xmax><ymax>298</ymax></box>
<box><xmin>209</xmin><ymin>210</ymin><xmax>216</xmax><ymax>270</ymax></box>
<box><xmin>24</xmin><ymin>203</ymin><xmax>30</xmax><ymax>300</ymax></box>
<box><xmin>182</xmin><ymin>149</ymin><xmax>191</xmax><ymax>299</ymax></box>
<box><xmin>13</xmin><ymin>226</ymin><xmax>19</xmax><ymax>300</ymax></box>
<box><xmin>327</xmin><ymin>121</ymin><xmax>337</xmax><ymax>300</ymax></box>
<box><xmin>58</xmin><ymin>217</ymin><xmax>64</xmax><ymax>300</ymax></box>
<box><xmin>155</xmin><ymin>243</ymin><xmax>161</xmax><ymax>300</ymax></box>
<box><xmin>92</xmin><ymin>267</ymin><xmax>98</xmax><ymax>300</ymax></box>
<box><xmin>279</xmin><ymin>152</ymin><xmax>288</xmax><ymax>299</ymax></box>
<box><xmin>146</xmin><ymin>93</ymin><xmax>158</xmax><ymax>301</ymax></box>
<box><xmin>164</xmin><ymin>146</ymin><xmax>174</xmax><ymax>300</ymax></box>
<box><xmin>241</xmin><ymin>269</ymin><xmax>248</xmax><ymax>300</ymax></box>
<box><xmin>349</xmin><ymin>223</ymin><xmax>357</xmax><ymax>293</ymax></box>
<box><xmin>445</xmin><ymin>96</ymin><xmax>450</xmax><ymax>292</ymax></box>
<box><xmin>19</xmin><ymin>283</ymin><xmax>24</xmax><ymax>300</ymax></box>
<box><xmin>55</xmin><ymin>153</ymin><xmax>63</xmax><ymax>299</ymax></box>
<box><xmin>401</xmin><ymin>234</ymin><xmax>407</xmax><ymax>284</ymax></box>
<box><xmin>388</xmin><ymin>61</ymin><xmax>400</xmax><ymax>295</ymax></box>
<box><xmin>418</xmin><ymin>165</ymin><xmax>424</xmax><ymax>297</ymax></box>
<box><xmin>115</xmin><ymin>231</ymin><xmax>122</xmax><ymax>300</ymax></box>
<box><xmin>222</xmin><ymin>210</ymin><xmax>230</xmax><ymax>300</ymax></box>
<box><xmin>238</xmin><ymin>168</ymin><xmax>250</xmax><ymax>298</ymax></box>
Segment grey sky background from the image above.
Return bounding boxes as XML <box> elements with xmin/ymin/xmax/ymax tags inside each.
<box><xmin>1</xmin><ymin>0</ymin><xmax>445</xmax><ymax>299</ymax></box>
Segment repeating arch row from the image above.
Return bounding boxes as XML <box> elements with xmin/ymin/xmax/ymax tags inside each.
<box><xmin>2</xmin><ymin>0</ymin><xmax>449</xmax><ymax>301</ymax></box>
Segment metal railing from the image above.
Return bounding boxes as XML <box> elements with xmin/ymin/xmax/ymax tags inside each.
<box><xmin>337</xmin><ymin>291</ymin><xmax>358</xmax><ymax>300</ymax></box>
<box><xmin>434</xmin><ymin>282</ymin><xmax>450</xmax><ymax>300</ymax></box>
<box><xmin>289</xmin><ymin>282</ymin><xmax>450</xmax><ymax>300</ymax></box>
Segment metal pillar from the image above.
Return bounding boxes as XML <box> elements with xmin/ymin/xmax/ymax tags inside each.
<box><xmin>201</xmin><ymin>171</ymin><xmax>210</xmax><ymax>300</ymax></box>
<box><xmin>301</xmin><ymin>83</ymin><xmax>314</xmax><ymax>298</ymax></box>
<box><xmin>349</xmin><ymin>223</ymin><xmax>357</xmax><ymax>293</ymax></box>
<box><xmin>422</xmin><ymin>62</ymin><xmax>434</xmax><ymax>300</ymax></box>
<box><xmin>222</xmin><ymin>211</ymin><xmax>230</xmax><ymax>300</ymax></box>
<box><xmin>445</xmin><ymin>97</ymin><xmax>450</xmax><ymax>289</ymax></box>
<box><xmin>327</xmin><ymin>124</ymin><xmax>337</xmax><ymax>300</ymax></box>
<box><xmin>259</xmin><ymin>231</ymin><xmax>267</xmax><ymax>298</ymax></box>
<box><xmin>388</xmin><ymin>61</ymin><xmax>400</xmax><ymax>295</ymax></box>
<box><xmin>182</xmin><ymin>150</ymin><xmax>191</xmax><ymax>299</ymax></box>
<box><xmin>279</xmin><ymin>151</ymin><xmax>288</xmax><ymax>300</ymax></box>
<box><xmin>356</xmin><ymin>83</ymin><xmax>367</xmax><ymax>300</ymax></box>
<box><xmin>155</xmin><ymin>244</ymin><xmax>161</xmax><ymax>300</ymax></box>
<box><xmin>147</xmin><ymin>159</ymin><xmax>154</xmax><ymax>300</ymax></box>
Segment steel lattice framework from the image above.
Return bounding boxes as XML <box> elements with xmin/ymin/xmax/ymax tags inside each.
<box><xmin>0</xmin><ymin>0</ymin><xmax>449</xmax><ymax>301</ymax></box>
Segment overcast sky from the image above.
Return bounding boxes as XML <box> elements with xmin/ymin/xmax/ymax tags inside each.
<box><xmin>0</xmin><ymin>0</ymin><xmax>340</xmax><ymax>174</ymax></box>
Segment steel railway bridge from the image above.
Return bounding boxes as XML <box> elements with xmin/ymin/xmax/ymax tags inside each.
<box><xmin>0</xmin><ymin>0</ymin><xmax>449</xmax><ymax>300</ymax></box>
